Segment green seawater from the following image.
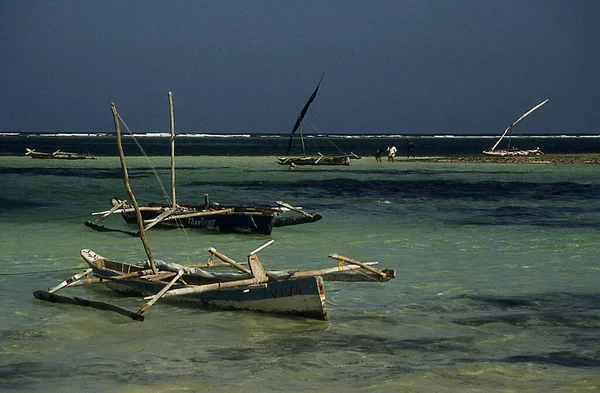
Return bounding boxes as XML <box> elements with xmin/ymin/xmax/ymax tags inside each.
<box><xmin>1</xmin><ymin>156</ymin><xmax>599</xmax><ymax>392</ymax></box>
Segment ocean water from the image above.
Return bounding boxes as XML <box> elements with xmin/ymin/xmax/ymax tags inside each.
<box><xmin>1</xmin><ymin>151</ymin><xmax>599</xmax><ymax>392</ymax></box>
<box><xmin>2</xmin><ymin>132</ymin><xmax>600</xmax><ymax>157</ymax></box>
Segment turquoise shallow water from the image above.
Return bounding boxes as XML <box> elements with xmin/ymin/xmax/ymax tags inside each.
<box><xmin>1</xmin><ymin>155</ymin><xmax>599</xmax><ymax>392</ymax></box>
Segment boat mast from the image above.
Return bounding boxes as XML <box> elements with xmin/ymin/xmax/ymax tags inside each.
<box><xmin>168</xmin><ymin>92</ymin><xmax>176</xmax><ymax>208</ymax></box>
<box><xmin>300</xmin><ymin>122</ymin><xmax>306</xmax><ymax>156</ymax></box>
<box><xmin>286</xmin><ymin>72</ymin><xmax>325</xmax><ymax>155</ymax></box>
<box><xmin>490</xmin><ymin>125</ymin><xmax>512</xmax><ymax>152</ymax></box>
<box><xmin>490</xmin><ymin>97</ymin><xmax>550</xmax><ymax>152</ymax></box>
<box><xmin>110</xmin><ymin>102</ymin><xmax>158</xmax><ymax>274</ymax></box>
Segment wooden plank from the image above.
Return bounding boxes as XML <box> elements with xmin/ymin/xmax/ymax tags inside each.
<box><xmin>48</xmin><ymin>269</ymin><xmax>93</xmax><ymax>293</ymax></box>
<box><xmin>321</xmin><ymin>268</ymin><xmax>396</xmax><ymax>282</ymax></box>
<box><xmin>158</xmin><ymin>250</ymin><xmax>271</xmax><ymax>299</ymax></box>
<box><xmin>91</xmin><ymin>206</ymin><xmax>164</xmax><ymax>215</ymax></box>
<box><xmin>33</xmin><ymin>290</ymin><xmax>144</xmax><ymax>321</ymax></box>
<box><xmin>58</xmin><ymin>278</ymin><xmax>102</xmax><ymax>287</ymax></box>
<box><xmin>107</xmin><ymin>268</ymin><xmax>163</xmax><ymax>280</ymax></box>
<box><xmin>142</xmin><ymin>271</ymin><xmax>178</xmax><ymax>282</ymax></box>
<box><xmin>90</xmin><ymin>199</ymin><xmax>126</xmax><ymax>224</ymax></box>
<box><xmin>328</xmin><ymin>253</ymin><xmax>387</xmax><ymax>278</ymax></box>
<box><xmin>160</xmin><ymin>208</ymin><xmax>235</xmax><ymax>221</ymax></box>
<box><xmin>143</xmin><ymin>208</ymin><xmax>173</xmax><ymax>231</ymax></box>
<box><xmin>137</xmin><ymin>270</ymin><xmax>183</xmax><ymax>315</ymax></box>
<box><xmin>248</xmin><ymin>255</ymin><xmax>267</xmax><ymax>282</ymax></box>
<box><xmin>249</xmin><ymin>239</ymin><xmax>275</xmax><ymax>255</ymax></box>
<box><xmin>288</xmin><ymin>264</ymin><xmax>367</xmax><ymax>280</ymax></box>
<box><xmin>207</xmin><ymin>247</ymin><xmax>251</xmax><ymax>274</ymax></box>
<box><xmin>161</xmin><ymin>277</ymin><xmax>258</xmax><ymax>297</ymax></box>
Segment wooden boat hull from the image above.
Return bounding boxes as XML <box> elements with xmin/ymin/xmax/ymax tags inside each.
<box><xmin>118</xmin><ymin>202</ymin><xmax>275</xmax><ymax>235</ymax></box>
<box><xmin>82</xmin><ymin>250</ymin><xmax>328</xmax><ymax>320</ymax></box>
<box><xmin>81</xmin><ymin>247</ymin><xmax>395</xmax><ymax>284</ymax></box>
<box><xmin>108</xmin><ymin>198</ymin><xmax>323</xmax><ymax>235</ymax></box>
<box><xmin>483</xmin><ymin>148</ymin><xmax>543</xmax><ymax>157</ymax></box>
<box><xmin>273</xmin><ymin>212</ymin><xmax>323</xmax><ymax>227</ymax></box>
<box><xmin>277</xmin><ymin>156</ymin><xmax>350</xmax><ymax>166</ymax></box>
<box><xmin>483</xmin><ymin>98</ymin><xmax>549</xmax><ymax>158</ymax></box>
<box><xmin>25</xmin><ymin>148</ymin><xmax>95</xmax><ymax>159</ymax></box>
<box><xmin>104</xmin><ymin>275</ymin><xmax>327</xmax><ymax>319</ymax></box>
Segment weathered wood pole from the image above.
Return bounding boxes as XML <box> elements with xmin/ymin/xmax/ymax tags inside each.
<box><xmin>110</xmin><ymin>102</ymin><xmax>157</xmax><ymax>274</ymax></box>
<box><xmin>168</xmin><ymin>92</ymin><xmax>176</xmax><ymax>208</ymax></box>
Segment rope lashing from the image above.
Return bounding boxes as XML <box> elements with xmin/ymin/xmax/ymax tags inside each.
<box><xmin>337</xmin><ymin>256</ymin><xmax>347</xmax><ymax>270</ymax></box>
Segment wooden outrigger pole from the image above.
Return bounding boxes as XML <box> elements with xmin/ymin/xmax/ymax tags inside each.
<box><xmin>111</xmin><ymin>102</ymin><xmax>158</xmax><ymax>275</ymax></box>
<box><xmin>33</xmin><ymin>103</ymin><xmax>172</xmax><ymax>320</ymax></box>
<box><xmin>86</xmin><ymin>93</ymin><xmax>178</xmax><ymax>234</ymax></box>
<box><xmin>168</xmin><ymin>92</ymin><xmax>176</xmax><ymax>208</ymax></box>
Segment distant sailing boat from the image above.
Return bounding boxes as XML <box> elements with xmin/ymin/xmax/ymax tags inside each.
<box><xmin>277</xmin><ymin>74</ymin><xmax>358</xmax><ymax>166</ymax></box>
<box><xmin>483</xmin><ymin>98</ymin><xmax>550</xmax><ymax>156</ymax></box>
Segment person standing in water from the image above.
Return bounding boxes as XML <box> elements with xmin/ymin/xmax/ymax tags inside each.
<box><xmin>375</xmin><ymin>148</ymin><xmax>383</xmax><ymax>162</ymax></box>
<box><xmin>407</xmin><ymin>139</ymin><xmax>415</xmax><ymax>158</ymax></box>
<box><xmin>387</xmin><ymin>144</ymin><xmax>397</xmax><ymax>162</ymax></box>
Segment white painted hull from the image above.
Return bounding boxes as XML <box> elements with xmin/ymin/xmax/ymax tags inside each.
<box><xmin>483</xmin><ymin>148</ymin><xmax>543</xmax><ymax>157</ymax></box>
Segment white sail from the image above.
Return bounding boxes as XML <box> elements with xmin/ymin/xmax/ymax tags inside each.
<box><xmin>489</xmin><ymin>97</ymin><xmax>550</xmax><ymax>152</ymax></box>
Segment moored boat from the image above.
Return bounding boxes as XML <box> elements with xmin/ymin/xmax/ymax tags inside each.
<box><xmin>25</xmin><ymin>148</ymin><xmax>95</xmax><ymax>159</ymax></box>
<box><xmin>34</xmin><ymin>242</ymin><xmax>395</xmax><ymax>321</ymax></box>
<box><xmin>105</xmin><ymin>197</ymin><xmax>276</xmax><ymax>235</ymax></box>
<box><xmin>277</xmin><ymin>155</ymin><xmax>350</xmax><ymax>166</ymax></box>
<box><xmin>33</xmin><ymin>99</ymin><xmax>395</xmax><ymax>321</ymax></box>
<box><xmin>277</xmin><ymin>74</ymin><xmax>359</xmax><ymax>167</ymax></box>
<box><xmin>80</xmin><ymin>248</ymin><xmax>329</xmax><ymax>320</ymax></box>
<box><xmin>482</xmin><ymin>147</ymin><xmax>543</xmax><ymax>157</ymax></box>
<box><xmin>88</xmin><ymin>196</ymin><xmax>322</xmax><ymax>235</ymax></box>
<box><xmin>86</xmin><ymin>93</ymin><xmax>322</xmax><ymax>236</ymax></box>
<box><xmin>483</xmin><ymin>98</ymin><xmax>550</xmax><ymax>157</ymax></box>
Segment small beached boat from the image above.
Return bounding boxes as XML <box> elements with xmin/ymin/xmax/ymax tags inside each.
<box><xmin>25</xmin><ymin>148</ymin><xmax>95</xmax><ymax>159</ymax></box>
<box><xmin>483</xmin><ymin>98</ymin><xmax>550</xmax><ymax>157</ymax></box>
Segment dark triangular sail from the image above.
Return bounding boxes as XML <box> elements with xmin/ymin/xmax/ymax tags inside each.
<box><xmin>286</xmin><ymin>73</ymin><xmax>325</xmax><ymax>154</ymax></box>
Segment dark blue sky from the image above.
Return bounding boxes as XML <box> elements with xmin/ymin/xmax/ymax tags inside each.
<box><xmin>1</xmin><ymin>1</ymin><xmax>599</xmax><ymax>134</ymax></box>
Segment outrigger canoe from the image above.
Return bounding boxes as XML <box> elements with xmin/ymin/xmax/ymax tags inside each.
<box><xmin>25</xmin><ymin>148</ymin><xmax>95</xmax><ymax>159</ymax></box>
<box><xmin>32</xmin><ymin>97</ymin><xmax>394</xmax><ymax>322</ymax></box>
<box><xmin>33</xmin><ymin>244</ymin><xmax>395</xmax><ymax>321</ymax></box>
<box><xmin>80</xmin><ymin>248</ymin><xmax>329</xmax><ymax>320</ymax></box>
<box><xmin>86</xmin><ymin>93</ymin><xmax>322</xmax><ymax>236</ymax></box>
